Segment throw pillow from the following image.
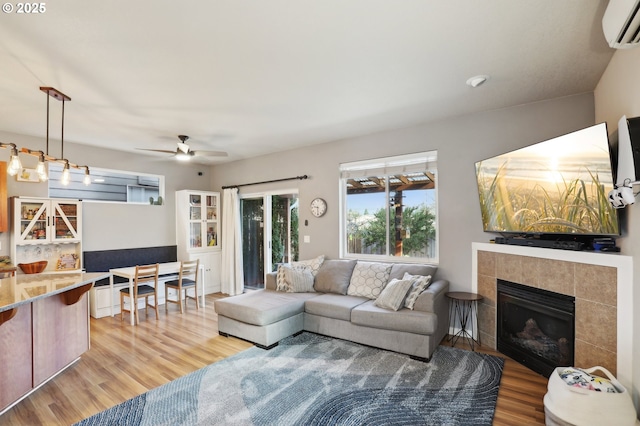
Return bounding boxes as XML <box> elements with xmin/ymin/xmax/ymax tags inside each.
<box><xmin>291</xmin><ymin>255</ymin><xmax>325</xmax><ymax>276</ymax></box>
<box><xmin>403</xmin><ymin>272</ymin><xmax>432</xmax><ymax>309</ymax></box>
<box><xmin>314</xmin><ymin>259</ymin><xmax>358</xmax><ymax>294</ymax></box>
<box><xmin>374</xmin><ymin>278</ymin><xmax>414</xmax><ymax>311</ymax></box>
<box><xmin>285</xmin><ymin>267</ymin><xmax>315</xmax><ymax>293</ymax></box>
<box><xmin>388</xmin><ymin>263</ymin><xmax>437</xmax><ymax>281</ymax></box>
<box><xmin>276</xmin><ymin>263</ymin><xmax>315</xmax><ymax>293</ymax></box>
<box><xmin>347</xmin><ymin>262</ymin><xmax>392</xmax><ymax>299</ymax></box>
<box><xmin>276</xmin><ymin>263</ymin><xmax>291</xmax><ymax>291</ymax></box>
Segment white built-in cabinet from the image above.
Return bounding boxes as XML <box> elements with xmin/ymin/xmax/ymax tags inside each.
<box><xmin>176</xmin><ymin>190</ymin><xmax>221</xmax><ymax>294</ymax></box>
<box><xmin>11</xmin><ymin>197</ymin><xmax>83</xmax><ymax>273</ymax></box>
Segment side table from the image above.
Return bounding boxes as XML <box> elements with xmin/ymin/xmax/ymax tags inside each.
<box><xmin>446</xmin><ymin>291</ymin><xmax>483</xmax><ymax>351</ymax></box>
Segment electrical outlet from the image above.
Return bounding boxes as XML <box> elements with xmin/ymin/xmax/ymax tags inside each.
<box><xmin>303</xmin><ymin>235</ymin><xmax>310</xmax><ymax>243</ymax></box>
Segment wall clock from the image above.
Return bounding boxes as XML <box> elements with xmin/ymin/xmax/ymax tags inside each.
<box><xmin>310</xmin><ymin>197</ymin><xmax>327</xmax><ymax>217</ymax></box>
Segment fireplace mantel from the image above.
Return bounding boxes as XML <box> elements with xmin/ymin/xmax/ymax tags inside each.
<box><xmin>471</xmin><ymin>242</ymin><xmax>633</xmax><ymax>392</ymax></box>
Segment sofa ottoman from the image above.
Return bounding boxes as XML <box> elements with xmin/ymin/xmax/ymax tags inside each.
<box><xmin>215</xmin><ymin>289</ymin><xmax>319</xmax><ymax>349</ymax></box>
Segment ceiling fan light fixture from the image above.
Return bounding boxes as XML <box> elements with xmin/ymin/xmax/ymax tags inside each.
<box><xmin>175</xmin><ymin>152</ymin><xmax>191</xmax><ymax>161</ymax></box>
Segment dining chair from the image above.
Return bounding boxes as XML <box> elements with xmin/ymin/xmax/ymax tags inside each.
<box><xmin>120</xmin><ymin>263</ymin><xmax>160</xmax><ymax>324</ymax></box>
<box><xmin>165</xmin><ymin>259</ymin><xmax>199</xmax><ymax>314</ymax></box>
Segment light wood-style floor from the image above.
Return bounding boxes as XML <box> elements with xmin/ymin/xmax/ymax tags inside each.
<box><xmin>0</xmin><ymin>293</ymin><xmax>548</xmax><ymax>425</ymax></box>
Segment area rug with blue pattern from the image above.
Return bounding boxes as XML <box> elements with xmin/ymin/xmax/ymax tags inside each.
<box><xmin>75</xmin><ymin>332</ymin><xmax>504</xmax><ymax>425</ymax></box>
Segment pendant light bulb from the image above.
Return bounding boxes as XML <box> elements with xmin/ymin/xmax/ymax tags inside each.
<box><xmin>7</xmin><ymin>146</ymin><xmax>22</xmax><ymax>176</ymax></box>
<box><xmin>61</xmin><ymin>161</ymin><xmax>71</xmax><ymax>186</ymax></box>
<box><xmin>36</xmin><ymin>152</ymin><xmax>48</xmax><ymax>181</ymax></box>
<box><xmin>83</xmin><ymin>167</ymin><xmax>91</xmax><ymax>186</ymax></box>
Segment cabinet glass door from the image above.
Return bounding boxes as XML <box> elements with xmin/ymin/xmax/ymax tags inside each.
<box><xmin>52</xmin><ymin>202</ymin><xmax>79</xmax><ymax>241</ymax></box>
<box><xmin>189</xmin><ymin>194</ymin><xmax>203</xmax><ymax>248</ymax></box>
<box><xmin>205</xmin><ymin>195</ymin><xmax>218</xmax><ymax>247</ymax></box>
<box><xmin>17</xmin><ymin>200</ymin><xmax>48</xmax><ymax>243</ymax></box>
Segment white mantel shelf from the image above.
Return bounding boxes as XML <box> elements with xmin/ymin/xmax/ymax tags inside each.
<box><xmin>472</xmin><ymin>242</ymin><xmax>634</xmax><ymax>392</ymax></box>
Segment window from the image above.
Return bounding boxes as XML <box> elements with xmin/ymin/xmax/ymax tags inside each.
<box><xmin>340</xmin><ymin>151</ymin><xmax>438</xmax><ymax>262</ymax></box>
<box><xmin>48</xmin><ymin>163</ymin><xmax>164</xmax><ymax>204</ymax></box>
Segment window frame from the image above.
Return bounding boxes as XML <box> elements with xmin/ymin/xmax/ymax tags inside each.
<box><xmin>339</xmin><ymin>151</ymin><xmax>439</xmax><ymax>264</ymax></box>
<box><xmin>48</xmin><ymin>163</ymin><xmax>165</xmax><ymax>205</ymax></box>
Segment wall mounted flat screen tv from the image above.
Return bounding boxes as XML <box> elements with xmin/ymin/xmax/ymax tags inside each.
<box><xmin>475</xmin><ymin>123</ymin><xmax>620</xmax><ymax>237</ymax></box>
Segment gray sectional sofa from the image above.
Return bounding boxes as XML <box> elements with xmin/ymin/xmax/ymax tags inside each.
<box><xmin>214</xmin><ymin>258</ymin><xmax>450</xmax><ymax>361</ymax></box>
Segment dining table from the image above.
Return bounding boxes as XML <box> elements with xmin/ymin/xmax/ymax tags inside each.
<box><xmin>109</xmin><ymin>261</ymin><xmax>205</xmax><ymax>325</ymax></box>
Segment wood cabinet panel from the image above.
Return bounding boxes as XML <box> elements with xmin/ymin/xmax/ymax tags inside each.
<box><xmin>0</xmin><ymin>304</ymin><xmax>32</xmax><ymax>409</ymax></box>
<box><xmin>0</xmin><ymin>162</ymin><xmax>7</xmax><ymax>232</ymax></box>
<box><xmin>32</xmin><ymin>294</ymin><xmax>89</xmax><ymax>386</ymax></box>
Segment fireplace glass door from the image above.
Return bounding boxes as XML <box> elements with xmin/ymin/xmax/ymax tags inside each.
<box><xmin>497</xmin><ymin>279</ymin><xmax>575</xmax><ymax>377</ymax></box>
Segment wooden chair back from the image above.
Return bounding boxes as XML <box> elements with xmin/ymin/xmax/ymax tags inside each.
<box><xmin>134</xmin><ymin>263</ymin><xmax>159</xmax><ymax>295</ymax></box>
<box><xmin>178</xmin><ymin>259</ymin><xmax>199</xmax><ymax>285</ymax></box>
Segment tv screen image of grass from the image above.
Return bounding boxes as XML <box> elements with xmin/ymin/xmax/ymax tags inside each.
<box><xmin>475</xmin><ymin>123</ymin><xmax>619</xmax><ymax>236</ymax></box>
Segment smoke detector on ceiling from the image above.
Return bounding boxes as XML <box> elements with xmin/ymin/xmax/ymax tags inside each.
<box><xmin>466</xmin><ymin>75</ymin><xmax>489</xmax><ymax>88</ymax></box>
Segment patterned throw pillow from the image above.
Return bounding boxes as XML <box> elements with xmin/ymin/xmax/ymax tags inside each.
<box><xmin>285</xmin><ymin>267</ymin><xmax>315</xmax><ymax>293</ymax></box>
<box><xmin>347</xmin><ymin>262</ymin><xmax>392</xmax><ymax>299</ymax></box>
<box><xmin>277</xmin><ymin>264</ymin><xmax>315</xmax><ymax>292</ymax></box>
<box><xmin>276</xmin><ymin>264</ymin><xmax>290</xmax><ymax>291</ymax></box>
<box><xmin>374</xmin><ymin>278</ymin><xmax>414</xmax><ymax>311</ymax></box>
<box><xmin>291</xmin><ymin>255</ymin><xmax>325</xmax><ymax>276</ymax></box>
<box><xmin>402</xmin><ymin>272</ymin><xmax>432</xmax><ymax>309</ymax></box>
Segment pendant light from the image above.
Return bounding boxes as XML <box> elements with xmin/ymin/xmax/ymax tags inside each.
<box><xmin>39</xmin><ymin>86</ymin><xmax>90</xmax><ymax>185</ymax></box>
<box><xmin>61</xmin><ymin>160</ymin><xmax>71</xmax><ymax>186</ymax></box>
<box><xmin>35</xmin><ymin>151</ymin><xmax>47</xmax><ymax>180</ymax></box>
<box><xmin>2</xmin><ymin>86</ymin><xmax>91</xmax><ymax>184</ymax></box>
<box><xmin>82</xmin><ymin>166</ymin><xmax>90</xmax><ymax>185</ymax></box>
<box><xmin>0</xmin><ymin>143</ymin><xmax>22</xmax><ymax>175</ymax></box>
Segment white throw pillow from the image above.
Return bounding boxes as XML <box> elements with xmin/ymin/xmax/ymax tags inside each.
<box><xmin>374</xmin><ymin>278</ymin><xmax>414</xmax><ymax>311</ymax></box>
<box><xmin>402</xmin><ymin>272</ymin><xmax>432</xmax><ymax>309</ymax></box>
<box><xmin>291</xmin><ymin>255</ymin><xmax>325</xmax><ymax>276</ymax></box>
<box><xmin>347</xmin><ymin>262</ymin><xmax>392</xmax><ymax>299</ymax></box>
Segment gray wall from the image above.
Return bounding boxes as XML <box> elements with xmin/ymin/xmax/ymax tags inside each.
<box><xmin>210</xmin><ymin>93</ymin><xmax>595</xmax><ymax>289</ymax></box>
<box><xmin>0</xmin><ymin>130</ymin><xmax>210</xmax><ymax>253</ymax></box>
<box><xmin>594</xmin><ymin>47</ymin><xmax>640</xmax><ymax>415</ymax></box>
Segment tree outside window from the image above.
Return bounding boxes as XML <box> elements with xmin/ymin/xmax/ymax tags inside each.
<box><xmin>341</xmin><ymin>152</ymin><xmax>438</xmax><ymax>262</ymax></box>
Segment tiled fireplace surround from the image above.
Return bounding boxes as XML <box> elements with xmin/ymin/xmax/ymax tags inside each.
<box><xmin>471</xmin><ymin>242</ymin><xmax>633</xmax><ymax>391</ymax></box>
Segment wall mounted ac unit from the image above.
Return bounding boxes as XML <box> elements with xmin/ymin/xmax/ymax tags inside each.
<box><xmin>603</xmin><ymin>0</ymin><xmax>640</xmax><ymax>48</ymax></box>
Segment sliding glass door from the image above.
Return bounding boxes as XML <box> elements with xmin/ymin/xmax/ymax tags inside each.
<box><xmin>240</xmin><ymin>197</ymin><xmax>264</xmax><ymax>288</ymax></box>
<box><xmin>241</xmin><ymin>191</ymin><xmax>299</xmax><ymax>289</ymax></box>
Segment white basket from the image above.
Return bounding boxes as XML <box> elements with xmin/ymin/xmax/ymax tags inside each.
<box><xmin>544</xmin><ymin>366</ymin><xmax>636</xmax><ymax>426</ymax></box>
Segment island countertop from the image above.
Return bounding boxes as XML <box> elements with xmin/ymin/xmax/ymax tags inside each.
<box><xmin>0</xmin><ymin>272</ymin><xmax>109</xmax><ymax>313</ymax></box>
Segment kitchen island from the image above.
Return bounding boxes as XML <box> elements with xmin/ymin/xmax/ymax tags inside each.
<box><xmin>0</xmin><ymin>271</ymin><xmax>109</xmax><ymax>414</ymax></box>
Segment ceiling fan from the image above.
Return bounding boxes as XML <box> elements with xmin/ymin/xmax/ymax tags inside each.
<box><xmin>137</xmin><ymin>135</ymin><xmax>228</xmax><ymax>161</ymax></box>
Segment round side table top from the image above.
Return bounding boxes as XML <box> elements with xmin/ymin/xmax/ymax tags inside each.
<box><xmin>446</xmin><ymin>291</ymin><xmax>483</xmax><ymax>302</ymax></box>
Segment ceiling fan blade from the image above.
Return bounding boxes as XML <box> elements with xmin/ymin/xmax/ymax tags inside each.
<box><xmin>192</xmin><ymin>150</ymin><xmax>228</xmax><ymax>157</ymax></box>
<box><xmin>136</xmin><ymin>148</ymin><xmax>177</xmax><ymax>154</ymax></box>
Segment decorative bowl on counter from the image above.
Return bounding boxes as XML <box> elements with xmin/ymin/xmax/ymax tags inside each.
<box><xmin>18</xmin><ymin>260</ymin><xmax>48</xmax><ymax>274</ymax></box>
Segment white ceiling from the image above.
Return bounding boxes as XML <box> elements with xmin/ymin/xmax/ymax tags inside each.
<box><xmin>0</xmin><ymin>0</ymin><xmax>615</xmax><ymax>164</ymax></box>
